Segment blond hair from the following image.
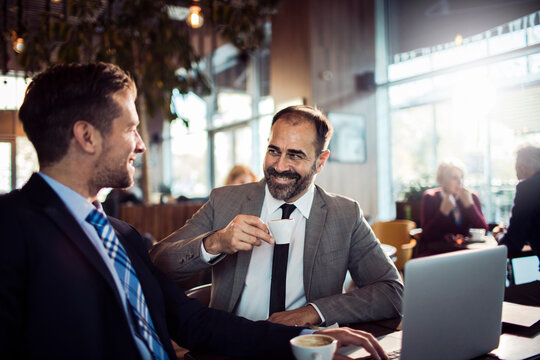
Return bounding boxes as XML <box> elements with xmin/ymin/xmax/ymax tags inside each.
<box><xmin>225</xmin><ymin>165</ymin><xmax>258</xmax><ymax>185</ymax></box>
<box><xmin>436</xmin><ymin>159</ymin><xmax>465</xmax><ymax>185</ymax></box>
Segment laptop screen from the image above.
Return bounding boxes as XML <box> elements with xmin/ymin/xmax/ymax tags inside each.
<box><xmin>511</xmin><ymin>255</ymin><xmax>540</xmax><ymax>285</ymax></box>
<box><xmin>401</xmin><ymin>246</ymin><xmax>507</xmax><ymax>360</ymax></box>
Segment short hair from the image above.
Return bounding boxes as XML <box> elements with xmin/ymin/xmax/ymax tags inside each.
<box><xmin>225</xmin><ymin>165</ymin><xmax>257</xmax><ymax>185</ymax></box>
<box><xmin>271</xmin><ymin>105</ymin><xmax>333</xmax><ymax>155</ymax></box>
<box><xmin>516</xmin><ymin>145</ymin><xmax>540</xmax><ymax>173</ymax></box>
<box><xmin>436</xmin><ymin>159</ymin><xmax>465</xmax><ymax>185</ymax></box>
<box><xmin>18</xmin><ymin>63</ymin><xmax>136</xmax><ymax>167</ymax></box>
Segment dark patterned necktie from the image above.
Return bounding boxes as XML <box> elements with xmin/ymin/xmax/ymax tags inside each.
<box><xmin>86</xmin><ymin>209</ymin><xmax>168</xmax><ymax>360</ymax></box>
<box><xmin>269</xmin><ymin>203</ymin><xmax>296</xmax><ymax>315</ymax></box>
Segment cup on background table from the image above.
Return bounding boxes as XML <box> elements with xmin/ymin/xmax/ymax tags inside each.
<box><xmin>290</xmin><ymin>334</ymin><xmax>337</xmax><ymax>360</ymax></box>
<box><xmin>469</xmin><ymin>228</ymin><xmax>486</xmax><ymax>242</ymax></box>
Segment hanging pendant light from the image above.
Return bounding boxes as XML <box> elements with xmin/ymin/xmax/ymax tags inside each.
<box><xmin>186</xmin><ymin>4</ymin><xmax>203</xmax><ymax>28</ymax></box>
<box><xmin>13</xmin><ymin>34</ymin><xmax>24</xmax><ymax>53</ymax></box>
<box><xmin>13</xmin><ymin>0</ymin><xmax>25</xmax><ymax>53</ymax></box>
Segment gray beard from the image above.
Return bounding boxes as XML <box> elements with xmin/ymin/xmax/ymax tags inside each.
<box><xmin>265</xmin><ymin>162</ymin><xmax>316</xmax><ymax>201</ymax></box>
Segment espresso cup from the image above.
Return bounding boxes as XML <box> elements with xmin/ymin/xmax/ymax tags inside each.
<box><xmin>290</xmin><ymin>334</ymin><xmax>337</xmax><ymax>360</ymax></box>
<box><xmin>268</xmin><ymin>218</ymin><xmax>295</xmax><ymax>245</ymax></box>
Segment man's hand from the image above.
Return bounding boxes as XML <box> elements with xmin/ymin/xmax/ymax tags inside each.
<box><xmin>492</xmin><ymin>222</ymin><xmax>507</xmax><ymax>241</ymax></box>
<box><xmin>203</xmin><ymin>215</ymin><xmax>273</xmax><ymax>255</ymax></box>
<box><xmin>316</xmin><ymin>327</ymin><xmax>388</xmax><ymax>360</ymax></box>
<box><xmin>458</xmin><ymin>187</ymin><xmax>474</xmax><ymax>208</ymax></box>
<box><xmin>267</xmin><ymin>305</ymin><xmax>322</xmax><ymax>327</ymax></box>
<box><xmin>439</xmin><ymin>193</ymin><xmax>456</xmax><ymax>216</ymax></box>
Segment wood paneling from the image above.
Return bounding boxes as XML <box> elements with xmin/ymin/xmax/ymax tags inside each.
<box><xmin>118</xmin><ymin>202</ymin><xmax>204</xmax><ymax>242</ymax></box>
<box><xmin>270</xmin><ymin>0</ymin><xmax>312</xmax><ymax>107</ymax></box>
<box><xmin>0</xmin><ymin>110</ymin><xmax>24</xmax><ymax>137</ymax></box>
<box><xmin>271</xmin><ymin>0</ymin><xmax>379</xmax><ymax>218</ymax></box>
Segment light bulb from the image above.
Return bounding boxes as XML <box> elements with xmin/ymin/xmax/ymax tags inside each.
<box><xmin>187</xmin><ymin>5</ymin><xmax>203</xmax><ymax>28</ymax></box>
<box><xmin>454</xmin><ymin>34</ymin><xmax>463</xmax><ymax>47</ymax></box>
<box><xmin>13</xmin><ymin>37</ymin><xmax>24</xmax><ymax>53</ymax></box>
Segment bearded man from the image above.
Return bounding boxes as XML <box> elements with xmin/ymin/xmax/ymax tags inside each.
<box><xmin>151</xmin><ymin>105</ymin><xmax>403</xmax><ymax>327</ymax></box>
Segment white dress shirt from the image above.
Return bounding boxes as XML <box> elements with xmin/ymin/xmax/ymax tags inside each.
<box><xmin>201</xmin><ymin>183</ymin><xmax>325</xmax><ymax>322</ymax></box>
<box><xmin>38</xmin><ymin>173</ymin><xmax>152</xmax><ymax>360</ymax></box>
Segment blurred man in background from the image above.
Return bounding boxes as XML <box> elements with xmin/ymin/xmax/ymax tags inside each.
<box><xmin>495</xmin><ymin>145</ymin><xmax>540</xmax><ymax>306</ymax></box>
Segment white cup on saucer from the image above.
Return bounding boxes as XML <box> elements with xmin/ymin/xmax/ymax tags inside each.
<box><xmin>469</xmin><ymin>228</ymin><xmax>485</xmax><ymax>241</ymax></box>
<box><xmin>290</xmin><ymin>334</ymin><xmax>337</xmax><ymax>360</ymax></box>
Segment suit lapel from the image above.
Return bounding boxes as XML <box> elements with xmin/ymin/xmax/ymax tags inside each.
<box><xmin>229</xmin><ymin>181</ymin><xmax>266</xmax><ymax>311</ymax></box>
<box><xmin>23</xmin><ymin>174</ymin><xmax>122</xmax><ymax>303</ymax></box>
<box><xmin>303</xmin><ymin>185</ymin><xmax>328</xmax><ymax>301</ymax></box>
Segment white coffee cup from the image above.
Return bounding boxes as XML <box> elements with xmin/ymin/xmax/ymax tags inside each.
<box><xmin>268</xmin><ymin>218</ymin><xmax>295</xmax><ymax>245</ymax></box>
<box><xmin>469</xmin><ymin>228</ymin><xmax>485</xmax><ymax>241</ymax></box>
<box><xmin>290</xmin><ymin>334</ymin><xmax>337</xmax><ymax>360</ymax></box>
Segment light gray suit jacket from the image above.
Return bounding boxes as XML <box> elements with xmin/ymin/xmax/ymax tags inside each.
<box><xmin>150</xmin><ymin>181</ymin><xmax>403</xmax><ymax>325</ymax></box>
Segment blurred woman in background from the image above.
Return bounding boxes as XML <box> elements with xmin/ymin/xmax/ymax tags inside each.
<box><xmin>420</xmin><ymin>160</ymin><xmax>488</xmax><ymax>255</ymax></box>
<box><xmin>225</xmin><ymin>165</ymin><xmax>258</xmax><ymax>186</ymax></box>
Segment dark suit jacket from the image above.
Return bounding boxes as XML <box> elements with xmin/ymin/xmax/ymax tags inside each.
<box><xmin>420</xmin><ymin>188</ymin><xmax>488</xmax><ymax>254</ymax></box>
<box><xmin>500</xmin><ymin>172</ymin><xmax>540</xmax><ymax>263</ymax></box>
<box><xmin>0</xmin><ymin>174</ymin><xmax>300</xmax><ymax>359</ymax></box>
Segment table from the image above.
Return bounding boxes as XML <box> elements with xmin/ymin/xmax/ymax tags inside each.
<box><xmin>183</xmin><ymin>310</ymin><xmax>540</xmax><ymax>360</ymax></box>
<box><xmin>464</xmin><ymin>234</ymin><xmax>498</xmax><ymax>250</ymax></box>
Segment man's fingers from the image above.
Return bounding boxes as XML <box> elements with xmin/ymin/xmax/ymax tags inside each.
<box><xmin>267</xmin><ymin>311</ymin><xmax>290</xmax><ymax>325</ymax></box>
<box><xmin>345</xmin><ymin>330</ymin><xmax>386</xmax><ymax>360</ymax></box>
<box><xmin>332</xmin><ymin>354</ymin><xmax>352</xmax><ymax>360</ymax></box>
<box><xmin>233</xmin><ymin>215</ymin><xmax>273</xmax><ymax>244</ymax></box>
<box><xmin>317</xmin><ymin>328</ymin><xmax>387</xmax><ymax>360</ymax></box>
<box><xmin>217</xmin><ymin>215</ymin><xmax>275</xmax><ymax>253</ymax></box>
<box><xmin>241</xmin><ymin>226</ymin><xmax>273</xmax><ymax>245</ymax></box>
<box><xmin>240</xmin><ymin>215</ymin><xmax>269</xmax><ymax>230</ymax></box>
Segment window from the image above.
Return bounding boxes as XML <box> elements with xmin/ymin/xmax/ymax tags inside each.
<box><xmin>0</xmin><ymin>73</ymin><xmax>37</xmax><ymax>193</ymax></box>
<box><xmin>0</xmin><ymin>142</ymin><xmax>12</xmax><ymax>193</ymax></box>
<box><xmin>389</xmin><ymin>11</ymin><xmax>540</xmax><ymax>224</ymax></box>
<box><xmin>166</xmin><ymin>41</ymin><xmax>272</xmax><ymax>197</ymax></box>
<box><xmin>169</xmin><ymin>91</ymin><xmax>209</xmax><ymax>198</ymax></box>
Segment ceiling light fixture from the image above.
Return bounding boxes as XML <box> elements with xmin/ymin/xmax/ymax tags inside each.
<box><xmin>454</xmin><ymin>34</ymin><xmax>463</xmax><ymax>46</ymax></box>
<box><xmin>12</xmin><ymin>0</ymin><xmax>25</xmax><ymax>53</ymax></box>
<box><xmin>186</xmin><ymin>5</ymin><xmax>203</xmax><ymax>28</ymax></box>
<box><xmin>13</xmin><ymin>35</ymin><xmax>24</xmax><ymax>53</ymax></box>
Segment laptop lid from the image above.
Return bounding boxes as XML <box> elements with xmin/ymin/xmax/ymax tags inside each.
<box><xmin>401</xmin><ymin>246</ymin><xmax>508</xmax><ymax>360</ymax></box>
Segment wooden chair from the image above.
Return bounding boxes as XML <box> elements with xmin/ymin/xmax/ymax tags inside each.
<box><xmin>372</xmin><ymin>220</ymin><xmax>417</xmax><ymax>272</ymax></box>
<box><xmin>185</xmin><ymin>283</ymin><xmax>212</xmax><ymax>307</ymax></box>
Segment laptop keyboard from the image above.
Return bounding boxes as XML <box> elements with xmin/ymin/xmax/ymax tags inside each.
<box><xmin>360</xmin><ymin>349</ymin><xmax>401</xmax><ymax>360</ymax></box>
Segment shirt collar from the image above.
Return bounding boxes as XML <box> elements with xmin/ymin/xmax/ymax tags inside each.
<box><xmin>38</xmin><ymin>172</ymin><xmax>99</xmax><ymax>223</ymax></box>
<box><xmin>265</xmin><ymin>183</ymin><xmax>315</xmax><ymax>219</ymax></box>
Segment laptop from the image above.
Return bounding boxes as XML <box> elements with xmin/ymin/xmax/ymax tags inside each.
<box><xmin>509</xmin><ymin>255</ymin><xmax>540</xmax><ymax>285</ymax></box>
<box><xmin>339</xmin><ymin>246</ymin><xmax>508</xmax><ymax>360</ymax></box>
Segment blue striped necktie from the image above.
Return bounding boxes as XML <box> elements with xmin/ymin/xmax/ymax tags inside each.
<box><xmin>86</xmin><ymin>209</ymin><xmax>168</xmax><ymax>360</ymax></box>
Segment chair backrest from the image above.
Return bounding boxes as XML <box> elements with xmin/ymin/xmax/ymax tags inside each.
<box><xmin>185</xmin><ymin>283</ymin><xmax>212</xmax><ymax>307</ymax></box>
<box><xmin>372</xmin><ymin>220</ymin><xmax>416</xmax><ymax>248</ymax></box>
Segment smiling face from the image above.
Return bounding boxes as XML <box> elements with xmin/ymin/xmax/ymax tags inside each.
<box><xmin>264</xmin><ymin>117</ymin><xmax>329</xmax><ymax>202</ymax></box>
<box><xmin>92</xmin><ymin>90</ymin><xmax>146</xmax><ymax>190</ymax></box>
